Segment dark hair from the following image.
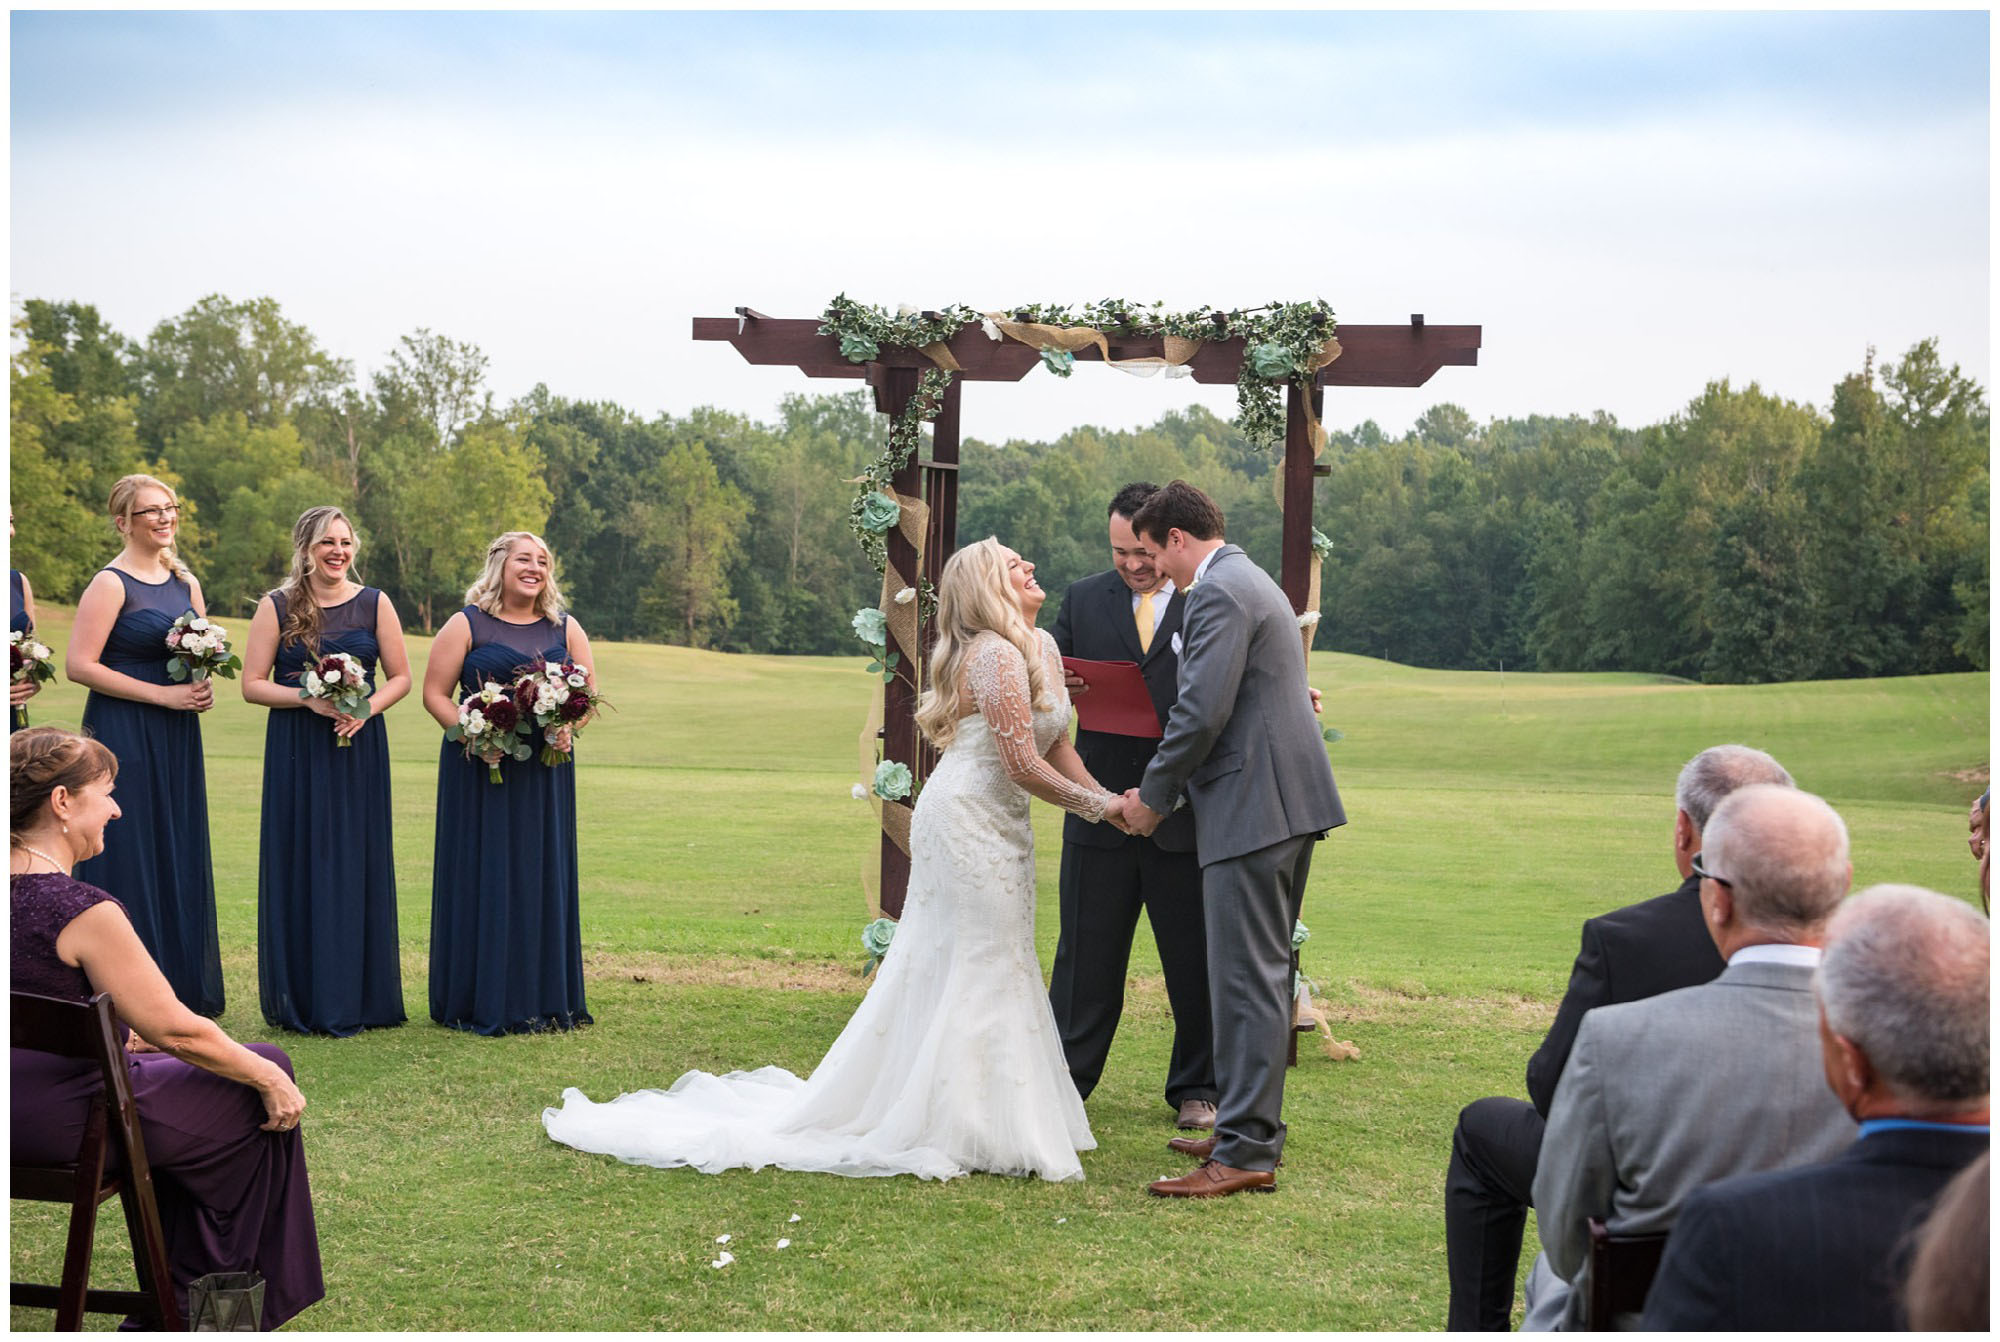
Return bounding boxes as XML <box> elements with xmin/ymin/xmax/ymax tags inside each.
<box><xmin>1108</xmin><ymin>482</ymin><xmax>1159</xmax><ymax>521</ymax></box>
<box><xmin>1903</xmin><ymin>1151</ymin><xmax>1989</xmax><ymax>1330</ymax></box>
<box><xmin>1130</xmin><ymin>480</ymin><xmax>1226</xmax><ymax>545</ymax></box>
<box><xmin>11</xmin><ymin>726</ymin><xmax>117</xmax><ymax>839</ymax></box>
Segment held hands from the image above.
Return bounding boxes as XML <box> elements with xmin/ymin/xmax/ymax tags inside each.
<box><xmin>1119</xmin><ymin>788</ymin><xmax>1165</xmax><ymax>838</ymax></box>
<box><xmin>10</xmin><ymin>678</ymin><xmax>40</xmax><ymax>706</ymax></box>
<box><xmin>1064</xmin><ymin>670</ymin><xmax>1088</xmax><ymax>696</ymax></box>
<box><xmin>304</xmin><ymin>696</ymin><xmax>370</xmax><ymax>739</ymax></box>
<box><xmin>1309</xmin><ymin>686</ymin><xmax>1323</xmax><ymax>715</ymax></box>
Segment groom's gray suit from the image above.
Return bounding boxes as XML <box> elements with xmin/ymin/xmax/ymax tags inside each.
<box><xmin>1138</xmin><ymin>544</ymin><xmax>1344</xmax><ymax>1172</ymax></box>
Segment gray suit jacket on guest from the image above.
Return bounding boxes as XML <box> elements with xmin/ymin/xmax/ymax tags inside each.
<box><xmin>1137</xmin><ymin>545</ymin><xmax>1344</xmax><ymax>865</ymax></box>
<box><xmin>1532</xmin><ymin>957</ymin><xmax>1858</xmax><ymax>1329</ymax></box>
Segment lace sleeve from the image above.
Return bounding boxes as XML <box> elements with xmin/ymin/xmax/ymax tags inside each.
<box><xmin>965</xmin><ymin>634</ymin><xmax>1115</xmax><ymax>822</ymax></box>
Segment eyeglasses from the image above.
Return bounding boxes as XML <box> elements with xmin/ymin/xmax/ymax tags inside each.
<box><xmin>1690</xmin><ymin>851</ymin><xmax>1733</xmax><ymax>889</ymax></box>
<box><xmin>130</xmin><ymin>504</ymin><xmax>181</xmax><ymax>522</ymax></box>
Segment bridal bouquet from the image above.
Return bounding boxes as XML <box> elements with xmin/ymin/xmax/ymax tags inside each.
<box><xmin>165</xmin><ymin>611</ymin><xmax>242</xmax><ymax>683</ymax></box>
<box><xmin>298</xmin><ymin>651</ymin><xmax>372</xmax><ymax>748</ymax></box>
<box><xmin>10</xmin><ymin>630</ymin><xmax>56</xmax><ymax>689</ymax></box>
<box><xmin>445</xmin><ymin>680</ymin><xmax>534</xmax><ymax>783</ymax></box>
<box><xmin>512</xmin><ymin>659</ymin><xmax>605</xmax><ymax>767</ymax></box>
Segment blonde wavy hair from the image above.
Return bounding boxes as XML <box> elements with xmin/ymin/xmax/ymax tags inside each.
<box><xmin>108</xmin><ymin>474</ymin><xmax>194</xmax><ymax>585</ymax></box>
<box><xmin>914</xmin><ymin>537</ymin><xmax>1049</xmax><ymax>750</ymax></box>
<box><xmin>271</xmin><ymin>506</ymin><xmax>358</xmax><ymax>654</ymax></box>
<box><xmin>463</xmin><ymin>531</ymin><xmax>566</xmax><ymax>622</ymax></box>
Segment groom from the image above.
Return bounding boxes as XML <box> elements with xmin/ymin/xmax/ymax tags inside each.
<box><xmin>1115</xmin><ymin>480</ymin><xmax>1344</xmax><ymax>1197</ymax></box>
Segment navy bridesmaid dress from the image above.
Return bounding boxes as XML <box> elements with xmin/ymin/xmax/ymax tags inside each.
<box><xmin>428</xmin><ymin>605</ymin><xmax>591</xmax><ymax>1036</ymax></box>
<box><xmin>10</xmin><ymin>569</ymin><xmax>30</xmax><ymax>733</ymax></box>
<box><xmin>257</xmin><ymin>589</ymin><xmax>406</xmax><ymax>1036</ymax></box>
<box><xmin>73</xmin><ymin>568</ymin><xmax>224</xmax><ymax>1016</ymax></box>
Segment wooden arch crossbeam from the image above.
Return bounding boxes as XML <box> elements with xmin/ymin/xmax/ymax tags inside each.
<box><xmin>693</xmin><ymin>310</ymin><xmax>1480</xmax><ymax>916</ymax></box>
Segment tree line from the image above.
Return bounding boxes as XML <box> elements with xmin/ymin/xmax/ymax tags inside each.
<box><xmin>10</xmin><ymin>294</ymin><xmax>1987</xmax><ymax>683</ymax></box>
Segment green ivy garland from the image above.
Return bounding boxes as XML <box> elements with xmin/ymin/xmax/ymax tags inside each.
<box><xmin>821</xmin><ymin>293</ymin><xmax>1338</xmax><ymax>663</ymax></box>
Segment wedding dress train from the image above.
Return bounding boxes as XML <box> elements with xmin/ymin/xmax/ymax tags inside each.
<box><xmin>543</xmin><ymin>630</ymin><xmax>1109</xmax><ymax>1181</ymax></box>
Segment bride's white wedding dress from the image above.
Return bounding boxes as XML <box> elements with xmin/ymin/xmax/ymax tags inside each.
<box><xmin>543</xmin><ymin>629</ymin><xmax>1114</xmax><ymax>1182</ymax></box>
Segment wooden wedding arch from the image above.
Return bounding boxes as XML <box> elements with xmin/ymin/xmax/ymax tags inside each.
<box><xmin>694</xmin><ymin>309</ymin><xmax>1480</xmax><ymax>917</ymax></box>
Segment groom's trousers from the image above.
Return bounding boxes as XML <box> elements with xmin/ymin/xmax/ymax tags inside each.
<box><xmin>1205</xmin><ymin>831</ymin><xmax>1318</xmax><ymax>1173</ymax></box>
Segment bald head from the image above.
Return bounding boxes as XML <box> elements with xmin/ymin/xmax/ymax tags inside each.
<box><xmin>1701</xmin><ymin>784</ymin><xmax>1852</xmax><ymax>938</ymax></box>
<box><xmin>1818</xmin><ymin>885</ymin><xmax>1989</xmax><ymax>1105</ymax></box>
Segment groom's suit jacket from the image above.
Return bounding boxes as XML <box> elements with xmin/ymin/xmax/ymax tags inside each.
<box><xmin>1138</xmin><ymin>545</ymin><xmax>1343</xmax><ymax>864</ymax></box>
<box><xmin>1051</xmin><ymin>569</ymin><xmax>1195</xmax><ymax>853</ymax></box>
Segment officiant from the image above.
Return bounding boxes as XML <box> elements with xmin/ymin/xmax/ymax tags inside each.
<box><xmin>1049</xmin><ymin>483</ymin><xmax>1219</xmax><ymax>1131</ymax></box>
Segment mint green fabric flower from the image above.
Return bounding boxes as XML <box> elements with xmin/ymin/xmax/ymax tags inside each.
<box><xmin>873</xmin><ymin>759</ymin><xmax>913</xmax><ymax>801</ymax></box>
<box><xmin>1291</xmin><ymin>919</ymin><xmax>1311</xmax><ymax>950</ymax></box>
<box><xmin>1040</xmin><ymin>347</ymin><xmax>1075</xmax><ymax>377</ymax></box>
<box><xmin>859</xmin><ymin>490</ymin><xmax>902</xmax><ymax>534</ymax></box>
<box><xmin>1249</xmin><ymin>342</ymin><xmax>1295</xmax><ymax>380</ymax></box>
<box><xmin>840</xmin><ymin>333</ymin><xmax>880</xmax><ymax>364</ymax></box>
<box><xmin>861</xmin><ymin>917</ymin><xmax>897</xmax><ymax>958</ymax></box>
<box><xmin>852</xmin><ymin>607</ymin><xmax>888</xmax><ymax>646</ymax></box>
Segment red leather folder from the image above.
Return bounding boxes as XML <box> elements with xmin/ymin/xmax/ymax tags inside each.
<box><xmin>1061</xmin><ymin>657</ymin><xmax>1163</xmax><ymax>739</ymax></box>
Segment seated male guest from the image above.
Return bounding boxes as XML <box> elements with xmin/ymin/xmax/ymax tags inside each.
<box><xmin>1642</xmin><ymin>884</ymin><xmax>1988</xmax><ymax>1330</ymax></box>
<box><xmin>1525</xmin><ymin>784</ymin><xmax>1858</xmax><ymax>1329</ymax></box>
<box><xmin>1444</xmin><ymin>745</ymin><xmax>1793</xmax><ymax>1329</ymax></box>
<box><xmin>10</xmin><ymin>726</ymin><xmax>324</xmax><ymax>1329</ymax></box>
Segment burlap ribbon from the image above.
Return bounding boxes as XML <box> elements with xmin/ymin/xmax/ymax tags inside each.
<box><xmin>983</xmin><ymin>315</ymin><xmax>1207</xmax><ymax>377</ymax></box>
<box><xmin>857</xmin><ymin>487</ymin><xmax>931</xmax><ymax>915</ymax></box>
<box><xmin>1298</xmin><ymin>335</ymin><xmax>1343</xmax><ymax>457</ymax></box>
<box><xmin>919</xmin><ymin>341</ymin><xmax>961</xmax><ymax>372</ymax></box>
<box><xmin>1301</xmin><ymin>557</ymin><xmax>1324</xmax><ymax>665</ymax></box>
<box><xmin>878</xmin><ymin>489</ymin><xmax>929</xmax><ymax>660</ymax></box>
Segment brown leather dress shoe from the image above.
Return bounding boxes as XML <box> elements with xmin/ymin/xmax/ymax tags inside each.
<box><xmin>1147</xmin><ymin>1160</ymin><xmax>1275</xmax><ymax>1198</ymax></box>
<box><xmin>1167</xmin><ymin>1134</ymin><xmax>1216</xmax><ymax>1159</ymax></box>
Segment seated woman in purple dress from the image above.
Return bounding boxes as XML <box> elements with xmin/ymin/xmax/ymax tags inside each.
<box><xmin>10</xmin><ymin>726</ymin><xmax>324</xmax><ymax>1330</ymax></box>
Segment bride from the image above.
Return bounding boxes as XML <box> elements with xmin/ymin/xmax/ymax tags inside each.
<box><xmin>543</xmin><ymin>538</ymin><xmax>1128</xmax><ymax>1181</ymax></box>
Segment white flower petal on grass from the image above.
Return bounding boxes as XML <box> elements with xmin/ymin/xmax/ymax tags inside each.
<box><xmin>776</xmin><ymin>1238</ymin><xmax>791</xmax><ymax>1250</ymax></box>
<box><xmin>788</xmin><ymin>1214</ymin><xmax>801</xmax><ymax>1223</ymax></box>
<box><xmin>715</xmin><ymin>1234</ymin><xmax>731</xmax><ymax>1244</ymax></box>
<box><xmin>710</xmin><ymin>1251</ymin><xmax>734</xmax><ymax>1269</ymax></box>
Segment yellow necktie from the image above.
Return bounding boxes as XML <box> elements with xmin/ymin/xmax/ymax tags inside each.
<box><xmin>1136</xmin><ymin>590</ymin><xmax>1156</xmax><ymax>654</ymax></box>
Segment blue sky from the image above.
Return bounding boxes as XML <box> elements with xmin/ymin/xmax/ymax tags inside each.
<box><xmin>11</xmin><ymin>10</ymin><xmax>1989</xmax><ymax>442</ymax></box>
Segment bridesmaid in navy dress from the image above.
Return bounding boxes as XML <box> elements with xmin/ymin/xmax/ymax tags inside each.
<box><xmin>66</xmin><ymin>475</ymin><xmax>223</xmax><ymax>1016</ymax></box>
<box><xmin>11</xmin><ymin>510</ymin><xmax>45</xmax><ymax>732</ymax></box>
<box><xmin>423</xmin><ymin>531</ymin><xmax>599</xmax><ymax>1035</ymax></box>
<box><xmin>242</xmin><ymin>507</ymin><xmax>412</xmax><ymax>1036</ymax></box>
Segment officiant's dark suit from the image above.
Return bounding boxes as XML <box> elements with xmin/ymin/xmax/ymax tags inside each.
<box><xmin>1049</xmin><ymin>559</ymin><xmax>1218</xmax><ymax>1117</ymax></box>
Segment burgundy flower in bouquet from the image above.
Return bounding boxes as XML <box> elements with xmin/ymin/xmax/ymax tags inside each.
<box><xmin>513</xmin><ymin>659</ymin><xmax>609</xmax><ymax>766</ymax></box>
<box><xmin>298</xmin><ymin>651</ymin><xmax>371</xmax><ymax>747</ymax></box>
<box><xmin>444</xmin><ymin>680</ymin><xmax>534</xmax><ymax>783</ymax></box>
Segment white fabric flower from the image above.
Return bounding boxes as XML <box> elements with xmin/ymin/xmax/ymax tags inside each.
<box><xmin>894</xmin><ymin>587</ymin><xmax>915</xmax><ymax>605</ymax></box>
<box><xmin>1297</xmin><ymin>611</ymin><xmax>1322</xmax><ymax>629</ymax></box>
<box><xmin>980</xmin><ymin>317</ymin><xmax>1003</xmax><ymax>342</ymax></box>
<box><xmin>851</xmin><ymin>783</ymin><xmax>869</xmax><ymax>800</ymax></box>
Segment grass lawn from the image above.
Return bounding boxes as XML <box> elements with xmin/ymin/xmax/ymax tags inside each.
<box><xmin>9</xmin><ymin>601</ymin><xmax>1988</xmax><ymax>1330</ymax></box>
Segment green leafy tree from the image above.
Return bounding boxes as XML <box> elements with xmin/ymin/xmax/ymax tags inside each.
<box><xmin>137</xmin><ymin>295</ymin><xmax>352</xmax><ymax>451</ymax></box>
<box><xmin>625</xmin><ymin>436</ymin><xmax>749</xmax><ymax>648</ymax></box>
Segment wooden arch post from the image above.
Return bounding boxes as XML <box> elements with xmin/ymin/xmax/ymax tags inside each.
<box><xmin>694</xmin><ymin>310</ymin><xmax>1480</xmax><ymax>916</ymax></box>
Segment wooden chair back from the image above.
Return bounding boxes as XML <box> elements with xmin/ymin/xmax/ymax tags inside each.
<box><xmin>10</xmin><ymin>991</ymin><xmax>181</xmax><ymax>1331</ymax></box>
<box><xmin>1586</xmin><ymin>1216</ymin><xmax>1669</xmax><ymax>1330</ymax></box>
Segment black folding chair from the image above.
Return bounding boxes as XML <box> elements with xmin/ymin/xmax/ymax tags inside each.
<box><xmin>11</xmin><ymin>991</ymin><xmax>181</xmax><ymax>1331</ymax></box>
<box><xmin>1585</xmin><ymin>1216</ymin><xmax>1669</xmax><ymax>1330</ymax></box>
